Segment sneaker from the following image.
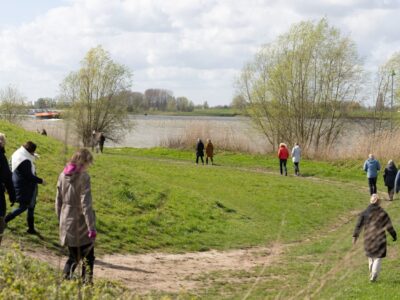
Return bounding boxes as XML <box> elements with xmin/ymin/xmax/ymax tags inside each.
<box><xmin>27</xmin><ymin>229</ymin><xmax>38</xmax><ymax>235</ymax></box>
<box><xmin>370</xmin><ymin>274</ymin><xmax>377</xmax><ymax>282</ymax></box>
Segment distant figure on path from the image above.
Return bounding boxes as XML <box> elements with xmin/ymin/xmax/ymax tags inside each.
<box><xmin>98</xmin><ymin>132</ymin><xmax>106</xmax><ymax>153</ymax></box>
<box><xmin>0</xmin><ymin>133</ymin><xmax>16</xmax><ymax>245</ymax></box>
<box><xmin>91</xmin><ymin>130</ymin><xmax>97</xmax><ymax>152</ymax></box>
<box><xmin>205</xmin><ymin>139</ymin><xmax>214</xmax><ymax>165</ymax></box>
<box><xmin>5</xmin><ymin>141</ymin><xmax>45</xmax><ymax>234</ymax></box>
<box><xmin>196</xmin><ymin>138</ymin><xmax>205</xmax><ymax>165</ymax></box>
<box><xmin>363</xmin><ymin>154</ymin><xmax>381</xmax><ymax>195</ymax></box>
<box><xmin>291</xmin><ymin>143</ymin><xmax>301</xmax><ymax>176</ymax></box>
<box><xmin>56</xmin><ymin>148</ymin><xmax>96</xmax><ymax>284</ymax></box>
<box><xmin>352</xmin><ymin>194</ymin><xmax>397</xmax><ymax>282</ymax></box>
<box><xmin>278</xmin><ymin>143</ymin><xmax>289</xmax><ymax>176</ymax></box>
<box><xmin>383</xmin><ymin>160</ymin><xmax>397</xmax><ymax>201</ymax></box>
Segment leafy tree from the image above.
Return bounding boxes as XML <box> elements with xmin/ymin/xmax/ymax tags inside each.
<box><xmin>0</xmin><ymin>85</ymin><xmax>26</xmax><ymax>123</ymax></box>
<box><xmin>60</xmin><ymin>46</ymin><xmax>133</xmax><ymax>146</ymax></box>
<box><xmin>230</xmin><ymin>94</ymin><xmax>247</xmax><ymax>110</ymax></box>
<box><xmin>236</xmin><ymin>19</ymin><xmax>363</xmax><ymax>153</ymax></box>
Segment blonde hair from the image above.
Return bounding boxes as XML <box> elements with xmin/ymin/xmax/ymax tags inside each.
<box><xmin>70</xmin><ymin>148</ymin><xmax>93</xmax><ymax>166</ymax></box>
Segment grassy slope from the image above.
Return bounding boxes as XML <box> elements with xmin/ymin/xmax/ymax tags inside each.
<box><xmin>1</xmin><ymin>120</ymin><xmax>394</xmax><ymax>299</ymax></box>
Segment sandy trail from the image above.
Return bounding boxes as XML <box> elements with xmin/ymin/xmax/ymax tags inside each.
<box><xmin>27</xmin><ymin>244</ymin><xmax>284</xmax><ymax>294</ymax></box>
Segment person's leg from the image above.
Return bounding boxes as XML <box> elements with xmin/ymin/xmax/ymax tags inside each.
<box><xmin>63</xmin><ymin>246</ymin><xmax>79</xmax><ymax>280</ymax></box>
<box><xmin>196</xmin><ymin>155</ymin><xmax>199</xmax><ymax>164</ymax></box>
<box><xmin>372</xmin><ymin>177</ymin><xmax>377</xmax><ymax>194</ymax></box>
<box><xmin>81</xmin><ymin>244</ymin><xmax>95</xmax><ymax>284</ymax></box>
<box><xmin>283</xmin><ymin>159</ymin><xmax>287</xmax><ymax>176</ymax></box>
<box><xmin>206</xmin><ymin>156</ymin><xmax>209</xmax><ymax>165</ymax></box>
<box><xmin>27</xmin><ymin>205</ymin><xmax>36</xmax><ymax>233</ymax></box>
<box><xmin>370</xmin><ymin>258</ymin><xmax>382</xmax><ymax>281</ymax></box>
<box><xmin>368</xmin><ymin>178</ymin><xmax>374</xmax><ymax>195</ymax></box>
<box><xmin>279</xmin><ymin>159</ymin><xmax>283</xmax><ymax>175</ymax></box>
<box><xmin>5</xmin><ymin>204</ymin><xmax>28</xmax><ymax>224</ymax></box>
<box><xmin>200</xmin><ymin>156</ymin><xmax>204</xmax><ymax>164</ymax></box>
<box><xmin>0</xmin><ymin>195</ymin><xmax>5</xmax><ymax>245</ymax></box>
<box><xmin>294</xmin><ymin>162</ymin><xmax>299</xmax><ymax>175</ymax></box>
<box><xmin>210</xmin><ymin>157</ymin><xmax>214</xmax><ymax>165</ymax></box>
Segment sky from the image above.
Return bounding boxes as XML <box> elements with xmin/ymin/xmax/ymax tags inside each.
<box><xmin>0</xmin><ymin>0</ymin><xmax>400</xmax><ymax>106</ymax></box>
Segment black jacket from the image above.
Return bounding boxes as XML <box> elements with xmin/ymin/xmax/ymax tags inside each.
<box><xmin>13</xmin><ymin>160</ymin><xmax>43</xmax><ymax>206</ymax></box>
<box><xmin>353</xmin><ymin>204</ymin><xmax>397</xmax><ymax>258</ymax></box>
<box><xmin>383</xmin><ymin>165</ymin><xmax>398</xmax><ymax>187</ymax></box>
<box><xmin>196</xmin><ymin>141</ymin><xmax>204</xmax><ymax>156</ymax></box>
<box><xmin>0</xmin><ymin>147</ymin><xmax>16</xmax><ymax>204</ymax></box>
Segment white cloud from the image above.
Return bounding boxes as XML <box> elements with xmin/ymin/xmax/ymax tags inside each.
<box><xmin>0</xmin><ymin>0</ymin><xmax>400</xmax><ymax>105</ymax></box>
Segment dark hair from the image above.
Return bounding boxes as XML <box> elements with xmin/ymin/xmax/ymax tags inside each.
<box><xmin>23</xmin><ymin>141</ymin><xmax>37</xmax><ymax>154</ymax></box>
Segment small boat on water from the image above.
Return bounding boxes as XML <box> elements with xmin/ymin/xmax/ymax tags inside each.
<box><xmin>34</xmin><ymin>111</ymin><xmax>61</xmax><ymax>119</ymax></box>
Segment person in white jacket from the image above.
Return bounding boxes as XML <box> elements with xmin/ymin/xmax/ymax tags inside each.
<box><xmin>291</xmin><ymin>143</ymin><xmax>301</xmax><ymax>176</ymax></box>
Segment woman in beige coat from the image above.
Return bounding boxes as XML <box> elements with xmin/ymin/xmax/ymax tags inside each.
<box><xmin>56</xmin><ymin>148</ymin><xmax>96</xmax><ymax>283</ymax></box>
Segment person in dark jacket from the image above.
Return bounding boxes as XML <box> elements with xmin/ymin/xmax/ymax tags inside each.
<box><xmin>195</xmin><ymin>138</ymin><xmax>204</xmax><ymax>165</ymax></box>
<box><xmin>383</xmin><ymin>160</ymin><xmax>397</xmax><ymax>201</ymax></box>
<box><xmin>98</xmin><ymin>132</ymin><xmax>106</xmax><ymax>153</ymax></box>
<box><xmin>0</xmin><ymin>133</ymin><xmax>16</xmax><ymax>245</ymax></box>
<box><xmin>5</xmin><ymin>141</ymin><xmax>46</xmax><ymax>234</ymax></box>
<box><xmin>352</xmin><ymin>194</ymin><xmax>397</xmax><ymax>282</ymax></box>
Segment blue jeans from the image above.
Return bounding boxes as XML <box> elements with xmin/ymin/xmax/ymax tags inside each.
<box><xmin>5</xmin><ymin>186</ymin><xmax>37</xmax><ymax>230</ymax></box>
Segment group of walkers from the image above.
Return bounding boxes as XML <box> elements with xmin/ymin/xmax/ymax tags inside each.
<box><xmin>195</xmin><ymin>138</ymin><xmax>214</xmax><ymax>165</ymax></box>
<box><xmin>277</xmin><ymin>142</ymin><xmax>301</xmax><ymax>176</ymax></box>
<box><xmin>0</xmin><ymin>132</ymin><xmax>97</xmax><ymax>284</ymax></box>
<box><xmin>352</xmin><ymin>153</ymin><xmax>400</xmax><ymax>283</ymax></box>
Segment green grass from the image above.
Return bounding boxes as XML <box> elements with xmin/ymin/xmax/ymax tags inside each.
<box><xmin>1</xmin><ymin>119</ymin><xmax>393</xmax><ymax>299</ymax></box>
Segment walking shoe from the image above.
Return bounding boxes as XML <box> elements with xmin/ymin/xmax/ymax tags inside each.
<box><xmin>370</xmin><ymin>273</ymin><xmax>377</xmax><ymax>282</ymax></box>
<box><xmin>27</xmin><ymin>229</ymin><xmax>38</xmax><ymax>235</ymax></box>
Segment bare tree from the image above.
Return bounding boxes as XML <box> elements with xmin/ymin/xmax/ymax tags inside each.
<box><xmin>60</xmin><ymin>46</ymin><xmax>133</xmax><ymax>146</ymax></box>
<box><xmin>0</xmin><ymin>85</ymin><xmax>26</xmax><ymax>123</ymax></box>
<box><xmin>236</xmin><ymin>19</ymin><xmax>363</xmax><ymax>153</ymax></box>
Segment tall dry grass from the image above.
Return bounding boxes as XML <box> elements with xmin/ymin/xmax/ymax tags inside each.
<box><xmin>160</xmin><ymin>120</ymin><xmax>271</xmax><ymax>153</ymax></box>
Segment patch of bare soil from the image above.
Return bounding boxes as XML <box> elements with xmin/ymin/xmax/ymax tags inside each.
<box><xmin>26</xmin><ymin>244</ymin><xmax>284</xmax><ymax>294</ymax></box>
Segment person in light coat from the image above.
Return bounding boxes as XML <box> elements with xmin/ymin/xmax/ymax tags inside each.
<box><xmin>353</xmin><ymin>194</ymin><xmax>397</xmax><ymax>282</ymax></box>
<box><xmin>291</xmin><ymin>143</ymin><xmax>301</xmax><ymax>176</ymax></box>
<box><xmin>56</xmin><ymin>148</ymin><xmax>96</xmax><ymax>283</ymax></box>
<box><xmin>363</xmin><ymin>154</ymin><xmax>381</xmax><ymax>195</ymax></box>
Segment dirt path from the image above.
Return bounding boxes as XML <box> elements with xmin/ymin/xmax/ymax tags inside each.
<box><xmin>27</xmin><ymin>243</ymin><xmax>284</xmax><ymax>294</ymax></box>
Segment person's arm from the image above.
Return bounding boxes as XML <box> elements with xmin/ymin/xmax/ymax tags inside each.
<box><xmin>55</xmin><ymin>176</ymin><xmax>63</xmax><ymax>221</ymax></box>
<box><xmin>395</xmin><ymin>171</ymin><xmax>400</xmax><ymax>193</ymax></box>
<box><xmin>352</xmin><ymin>213</ymin><xmax>365</xmax><ymax>244</ymax></box>
<box><xmin>17</xmin><ymin>160</ymin><xmax>43</xmax><ymax>184</ymax></box>
<box><xmin>377</xmin><ymin>161</ymin><xmax>381</xmax><ymax>171</ymax></box>
<box><xmin>363</xmin><ymin>161</ymin><xmax>368</xmax><ymax>172</ymax></box>
<box><xmin>384</xmin><ymin>214</ymin><xmax>397</xmax><ymax>241</ymax></box>
<box><xmin>80</xmin><ymin>174</ymin><xmax>96</xmax><ymax>233</ymax></box>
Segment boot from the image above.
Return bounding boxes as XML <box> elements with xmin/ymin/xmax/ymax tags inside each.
<box><xmin>0</xmin><ymin>217</ymin><xmax>5</xmax><ymax>245</ymax></box>
<box><xmin>27</xmin><ymin>215</ymin><xmax>37</xmax><ymax>234</ymax></box>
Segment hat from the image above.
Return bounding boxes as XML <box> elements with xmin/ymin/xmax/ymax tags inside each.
<box><xmin>370</xmin><ymin>194</ymin><xmax>380</xmax><ymax>204</ymax></box>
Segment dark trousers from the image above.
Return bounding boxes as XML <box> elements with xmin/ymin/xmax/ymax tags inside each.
<box><xmin>0</xmin><ymin>194</ymin><xmax>5</xmax><ymax>245</ymax></box>
<box><xmin>368</xmin><ymin>177</ymin><xmax>377</xmax><ymax>195</ymax></box>
<box><xmin>294</xmin><ymin>162</ymin><xmax>300</xmax><ymax>175</ymax></box>
<box><xmin>64</xmin><ymin>243</ymin><xmax>95</xmax><ymax>283</ymax></box>
<box><xmin>196</xmin><ymin>155</ymin><xmax>204</xmax><ymax>164</ymax></box>
<box><xmin>206</xmin><ymin>156</ymin><xmax>213</xmax><ymax>165</ymax></box>
<box><xmin>279</xmin><ymin>159</ymin><xmax>287</xmax><ymax>175</ymax></box>
<box><xmin>5</xmin><ymin>204</ymin><xmax>35</xmax><ymax>231</ymax></box>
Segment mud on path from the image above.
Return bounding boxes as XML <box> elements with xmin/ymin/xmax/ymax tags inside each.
<box><xmin>27</xmin><ymin>243</ymin><xmax>284</xmax><ymax>294</ymax></box>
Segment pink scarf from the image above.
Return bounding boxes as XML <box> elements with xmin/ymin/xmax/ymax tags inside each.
<box><xmin>63</xmin><ymin>163</ymin><xmax>83</xmax><ymax>175</ymax></box>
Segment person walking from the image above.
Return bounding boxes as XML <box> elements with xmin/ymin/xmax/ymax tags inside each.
<box><xmin>195</xmin><ymin>138</ymin><xmax>205</xmax><ymax>165</ymax></box>
<box><xmin>205</xmin><ymin>139</ymin><xmax>214</xmax><ymax>165</ymax></box>
<box><xmin>56</xmin><ymin>148</ymin><xmax>96</xmax><ymax>283</ymax></box>
<box><xmin>383</xmin><ymin>160</ymin><xmax>397</xmax><ymax>201</ymax></box>
<box><xmin>0</xmin><ymin>133</ymin><xmax>16</xmax><ymax>245</ymax></box>
<box><xmin>98</xmin><ymin>132</ymin><xmax>106</xmax><ymax>153</ymax></box>
<box><xmin>352</xmin><ymin>194</ymin><xmax>397</xmax><ymax>282</ymax></box>
<box><xmin>363</xmin><ymin>154</ymin><xmax>381</xmax><ymax>195</ymax></box>
<box><xmin>278</xmin><ymin>143</ymin><xmax>289</xmax><ymax>176</ymax></box>
<box><xmin>5</xmin><ymin>141</ymin><xmax>45</xmax><ymax>234</ymax></box>
<box><xmin>291</xmin><ymin>143</ymin><xmax>301</xmax><ymax>176</ymax></box>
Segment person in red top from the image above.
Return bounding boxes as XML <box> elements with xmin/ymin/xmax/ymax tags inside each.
<box><xmin>278</xmin><ymin>143</ymin><xmax>289</xmax><ymax>176</ymax></box>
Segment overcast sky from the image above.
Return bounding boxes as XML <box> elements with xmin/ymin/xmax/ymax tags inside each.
<box><xmin>0</xmin><ymin>0</ymin><xmax>399</xmax><ymax>106</ymax></box>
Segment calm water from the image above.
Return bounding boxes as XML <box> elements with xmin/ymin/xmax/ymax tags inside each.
<box><xmin>20</xmin><ymin>115</ymin><xmax>270</xmax><ymax>152</ymax></box>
